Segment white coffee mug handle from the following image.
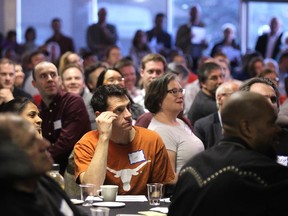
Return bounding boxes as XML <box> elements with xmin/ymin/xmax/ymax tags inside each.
<box><xmin>96</xmin><ymin>189</ymin><xmax>103</xmax><ymax>199</ymax></box>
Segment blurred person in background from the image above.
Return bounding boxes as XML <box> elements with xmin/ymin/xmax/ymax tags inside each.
<box><xmin>61</xmin><ymin>64</ymin><xmax>96</xmax><ymax>130</ymax></box>
<box><xmin>1</xmin><ymin>30</ymin><xmax>22</xmax><ymax>62</ymax></box>
<box><xmin>247</xmin><ymin>56</ymin><xmax>265</xmax><ymax>78</ymax></box>
<box><xmin>86</xmin><ymin>7</ymin><xmax>118</xmax><ymax>60</ymax></box>
<box><xmin>14</xmin><ymin>63</ymin><xmax>25</xmax><ymax>89</ymax></box>
<box><xmin>58</xmin><ymin>51</ymin><xmax>83</xmax><ymax>77</ymax></box>
<box><xmin>22</xmin><ymin>26</ymin><xmax>39</xmax><ymax>54</ymax></box>
<box><xmin>211</xmin><ymin>23</ymin><xmax>241</xmax><ymax>73</ymax></box>
<box><xmin>129</xmin><ymin>30</ymin><xmax>153</xmax><ymax>70</ymax></box>
<box><xmin>23</xmin><ymin>51</ymin><xmax>46</xmax><ymax>105</ymax></box>
<box><xmin>0</xmin><ymin>58</ymin><xmax>31</xmax><ymax>111</ymax></box>
<box><xmin>84</xmin><ymin>61</ymin><xmax>107</xmax><ymax>93</ymax></box>
<box><xmin>45</xmin><ymin>18</ymin><xmax>75</xmax><ymax>56</ymax></box>
<box><xmin>115</xmin><ymin>58</ymin><xmax>142</xmax><ymax>101</ymax></box>
<box><xmin>104</xmin><ymin>45</ymin><xmax>122</xmax><ymax>67</ymax></box>
<box><xmin>136</xmin><ymin>53</ymin><xmax>167</xmax><ymax>111</ymax></box>
<box><xmin>255</xmin><ymin>17</ymin><xmax>283</xmax><ymax>60</ymax></box>
<box><xmin>82</xmin><ymin>51</ymin><xmax>98</xmax><ymax>69</ymax></box>
<box><xmin>175</xmin><ymin>5</ymin><xmax>208</xmax><ymax>71</ymax></box>
<box><xmin>277</xmin><ymin>52</ymin><xmax>288</xmax><ymax>96</ymax></box>
<box><xmin>167</xmin><ymin>62</ymin><xmax>190</xmax><ymax>88</ymax></box>
<box><xmin>146</xmin><ymin>13</ymin><xmax>172</xmax><ymax>58</ymax></box>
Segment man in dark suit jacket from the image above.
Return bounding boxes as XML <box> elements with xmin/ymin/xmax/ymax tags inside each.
<box><xmin>193</xmin><ymin>112</ymin><xmax>222</xmax><ymax>149</ymax></box>
<box><xmin>255</xmin><ymin>17</ymin><xmax>283</xmax><ymax>59</ymax></box>
<box><xmin>193</xmin><ymin>80</ymin><xmax>241</xmax><ymax>149</ymax></box>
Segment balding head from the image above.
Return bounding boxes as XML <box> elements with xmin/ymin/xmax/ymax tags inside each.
<box><xmin>221</xmin><ymin>91</ymin><xmax>280</xmax><ymax>156</ymax></box>
<box><xmin>215</xmin><ymin>80</ymin><xmax>242</xmax><ymax>110</ymax></box>
<box><xmin>33</xmin><ymin>61</ymin><xmax>58</xmax><ymax>80</ymax></box>
<box><xmin>32</xmin><ymin>61</ymin><xmax>59</xmax><ymax>105</ymax></box>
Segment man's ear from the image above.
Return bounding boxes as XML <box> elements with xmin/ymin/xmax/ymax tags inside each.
<box><xmin>140</xmin><ymin>68</ymin><xmax>144</xmax><ymax>78</ymax></box>
<box><xmin>239</xmin><ymin>119</ymin><xmax>253</xmax><ymax>140</ymax></box>
<box><xmin>32</xmin><ymin>80</ymin><xmax>36</xmax><ymax>88</ymax></box>
<box><xmin>199</xmin><ymin>81</ymin><xmax>206</xmax><ymax>89</ymax></box>
<box><xmin>95</xmin><ymin>111</ymin><xmax>101</xmax><ymax>117</ymax></box>
<box><xmin>216</xmin><ymin>94</ymin><xmax>222</xmax><ymax>106</ymax></box>
<box><xmin>87</xmin><ymin>82</ymin><xmax>93</xmax><ymax>90</ymax></box>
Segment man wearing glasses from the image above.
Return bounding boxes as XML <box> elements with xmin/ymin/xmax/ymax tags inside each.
<box><xmin>145</xmin><ymin>73</ymin><xmax>204</xmax><ymax>178</ymax></box>
<box><xmin>194</xmin><ymin>80</ymin><xmax>242</xmax><ymax>149</ymax></box>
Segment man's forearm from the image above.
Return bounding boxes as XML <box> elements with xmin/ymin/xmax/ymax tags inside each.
<box><xmin>81</xmin><ymin>135</ymin><xmax>110</xmax><ymax>190</ymax></box>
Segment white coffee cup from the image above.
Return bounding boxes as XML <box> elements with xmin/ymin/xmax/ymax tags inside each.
<box><xmin>97</xmin><ymin>185</ymin><xmax>118</xmax><ymax>202</ymax></box>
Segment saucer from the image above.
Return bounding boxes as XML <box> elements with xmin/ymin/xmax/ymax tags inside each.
<box><xmin>70</xmin><ymin>199</ymin><xmax>84</xmax><ymax>205</ymax></box>
<box><xmin>93</xmin><ymin>202</ymin><xmax>126</xmax><ymax>208</ymax></box>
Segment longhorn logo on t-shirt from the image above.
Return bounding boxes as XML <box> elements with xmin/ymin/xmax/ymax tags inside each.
<box><xmin>107</xmin><ymin>160</ymin><xmax>151</xmax><ymax>191</ymax></box>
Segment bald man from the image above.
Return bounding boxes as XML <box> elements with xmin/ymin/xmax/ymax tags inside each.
<box><xmin>169</xmin><ymin>91</ymin><xmax>288</xmax><ymax>216</ymax></box>
<box><xmin>193</xmin><ymin>80</ymin><xmax>241</xmax><ymax>149</ymax></box>
<box><xmin>32</xmin><ymin>61</ymin><xmax>91</xmax><ymax>174</ymax></box>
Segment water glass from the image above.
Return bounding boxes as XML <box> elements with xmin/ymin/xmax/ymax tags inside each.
<box><xmin>90</xmin><ymin>207</ymin><xmax>110</xmax><ymax>216</ymax></box>
<box><xmin>147</xmin><ymin>183</ymin><xmax>163</xmax><ymax>206</ymax></box>
<box><xmin>80</xmin><ymin>183</ymin><xmax>96</xmax><ymax>206</ymax></box>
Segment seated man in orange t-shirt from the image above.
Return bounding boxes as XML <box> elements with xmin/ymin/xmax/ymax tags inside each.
<box><xmin>74</xmin><ymin>85</ymin><xmax>175</xmax><ymax>195</ymax></box>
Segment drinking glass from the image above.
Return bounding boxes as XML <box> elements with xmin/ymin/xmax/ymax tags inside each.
<box><xmin>80</xmin><ymin>184</ymin><xmax>96</xmax><ymax>206</ymax></box>
<box><xmin>147</xmin><ymin>183</ymin><xmax>163</xmax><ymax>206</ymax></box>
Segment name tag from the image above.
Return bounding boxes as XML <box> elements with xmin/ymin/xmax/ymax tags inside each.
<box><xmin>128</xmin><ymin>150</ymin><xmax>146</xmax><ymax>164</ymax></box>
<box><xmin>277</xmin><ymin>155</ymin><xmax>288</xmax><ymax>166</ymax></box>
<box><xmin>60</xmin><ymin>199</ymin><xmax>73</xmax><ymax>216</ymax></box>
<box><xmin>54</xmin><ymin>120</ymin><xmax>62</xmax><ymax>130</ymax></box>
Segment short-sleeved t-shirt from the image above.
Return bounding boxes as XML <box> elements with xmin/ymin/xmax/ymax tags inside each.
<box><xmin>74</xmin><ymin>126</ymin><xmax>175</xmax><ymax>195</ymax></box>
<box><xmin>148</xmin><ymin>118</ymin><xmax>204</xmax><ymax>173</ymax></box>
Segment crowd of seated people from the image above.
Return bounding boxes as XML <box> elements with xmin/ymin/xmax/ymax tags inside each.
<box><xmin>1</xmin><ymin>5</ymin><xmax>288</xmax><ymax>215</ymax></box>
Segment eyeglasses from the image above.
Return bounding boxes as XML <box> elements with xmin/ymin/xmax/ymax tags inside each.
<box><xmin>105</xmin><ymin>77</ymin><xmax>125</xmax><ymax>84</ymax></box>
<box><xmin>220</xmin><ymin>92</ymin><xmax>233</xmax><ymax>97</ymax></box>
<box><xmin>264</xmin><ymin>95</ymin><xmax>278</xmax><ymax>104</ymax></box>
<box><xmin>274</xmin><ymin>77</ymin><xmax>280</xmax><ymax>82</ymax></box>
<box><xmin>167</xmin><ymin>88</ymin><xmax>185</xmax><ymax>96</ymax></box>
